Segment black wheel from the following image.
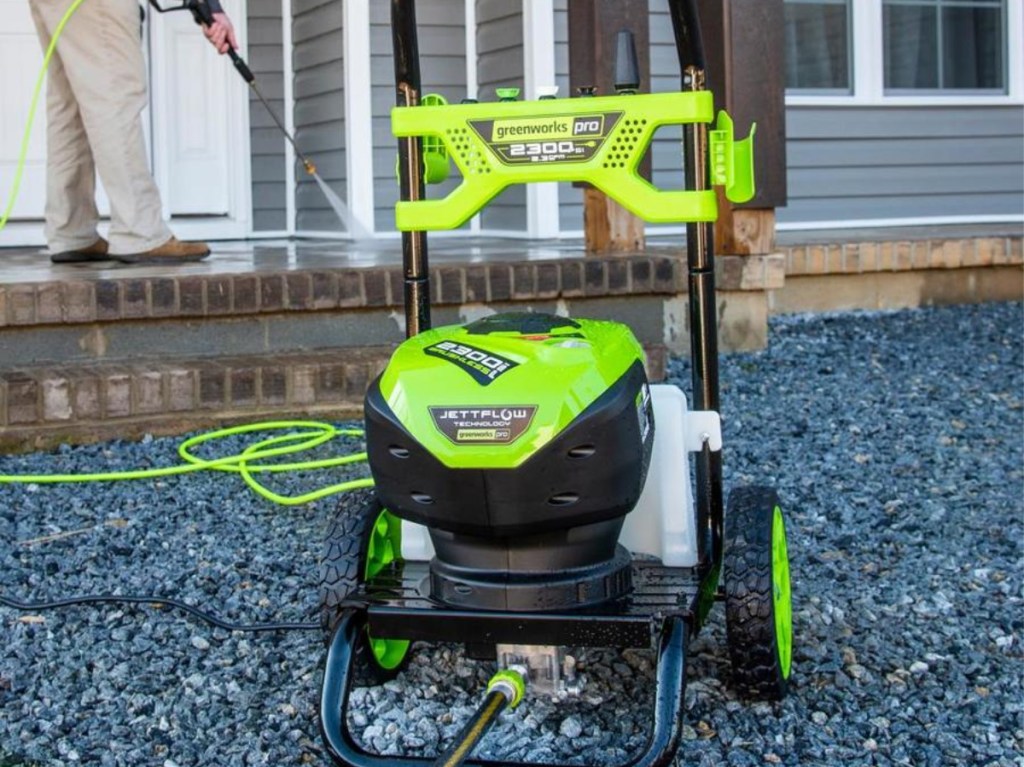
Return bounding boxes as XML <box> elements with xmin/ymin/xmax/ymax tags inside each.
<box><xmin>319</xmin><ymin>489</ymin><xmax>411</xmax><ymax>685</ymax></box>
<box><xmin>723</xmin><ymin>486</ymin><xmax>793</xmax><ymax>701</ymax></box>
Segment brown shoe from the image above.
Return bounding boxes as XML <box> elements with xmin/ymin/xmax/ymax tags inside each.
<box><xmin>51</xmin><ymin>238</ymin><xmax>111</xmax><ymax>264</ymax></box>
<box><xmin>115</xmin><ymin>236</ymin><xmax>211</xmax><ymax>264</ymax></box>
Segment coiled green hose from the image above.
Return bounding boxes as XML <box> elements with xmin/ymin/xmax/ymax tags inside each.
<box><xmin>0</xmin><ymin>421</ymin><xmax>374</xmax><ymax>505</ymax></box>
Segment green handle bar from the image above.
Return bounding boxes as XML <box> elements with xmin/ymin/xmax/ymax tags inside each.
<box><xmin>390</xmin><ymin>91</ymin><xmax>755</xmax><ymax>232</ymax></box>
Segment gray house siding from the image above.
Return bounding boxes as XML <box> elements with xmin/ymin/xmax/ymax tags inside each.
<box><xmin>647</xmin><ymin>0</ymin><xmax>685</xmax><ymax>196</ymax></box>
<box><xmin>247</xmin><ymin>0</ymin><xmax>287</xmax><ymax>232</ymax></box>
<box><xmin>370</xmin><ymin>0</ymin><xmax>468</xmax><ymax>234</ymax></box>
<box><xmin>292</xmin><ymin>0</ymin><xmax>346</xmax><ymax>232</ymax></box>
<box><xmin>780</xmin><ymin>106</ymin><xmax>1024</xmax><ymax>224</ymax></box>
<box><xmin>476</xmin><ymin>0</ymin><xmax>526</xmax><ymax>231</ymax></box>
<box><xmin>247</xmin><ymin>3</ymin><xmax>1022</xmax><ymax>237</ymax></box>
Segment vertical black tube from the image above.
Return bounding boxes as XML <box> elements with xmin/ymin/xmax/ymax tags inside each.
<box><xmin>667</xmin><ymin>0</ymin><xmax>707</xmax><ymax>73</ymax></box>
<box><xmin>624</xmin><ymin>617</ymin><xmax>688</xmax><ymax>767</ymax></box>
<box><xmin>391</xmin><ymin>0</ymin><xmax>430</xmax><ymax>337</ymax></box>
<box><xmin>681</xmin><ymin>59</ymin><xmax>724</xmax><ymax>583</ymax></box>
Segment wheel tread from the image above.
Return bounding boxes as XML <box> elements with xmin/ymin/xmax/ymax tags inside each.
<box><xmin>318</xmin><ymin>489</ymin><xmax>407</xmax><ymax>685</ymax></box>
<box><xmin>724</xmin><ymin>486</ymin><xmax>791</xmax><ymax>701</ymax></box>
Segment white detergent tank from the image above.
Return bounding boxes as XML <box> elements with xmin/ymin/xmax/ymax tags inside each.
<box><xmin>618</xmin><ymin>385</ymin><xmax>699</xmax><ymax>567</ymax></box>
<box><xmin>401</xmin><ymin>384</ymin><xmax>705</xmax><ymax>568</ymax></box>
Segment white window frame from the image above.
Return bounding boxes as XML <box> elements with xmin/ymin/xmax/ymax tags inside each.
<box><xmin>343</xmin><ymin>0</ymin><xmax>376</xmax><ymax>239</ymax></box>
<box><xmin>786</xmin><ymin>0</ymin><xmax>1024</xmax><ymax>106</ymax></box>
<box><xmin>522</xmin><ymin>0</ymin><xmax>560</xmax><ymax>239</ymax></box>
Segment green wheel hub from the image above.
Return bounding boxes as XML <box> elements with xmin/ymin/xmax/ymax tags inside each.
<box><xmin>365</xmin><ymin>510</ymin><xmax>410</xmax><ymax>670</ymax></box>
<box><xmin>771</xmin><ymin>505</ymin><xmax>793</xmax><ymax>679</ymax></box>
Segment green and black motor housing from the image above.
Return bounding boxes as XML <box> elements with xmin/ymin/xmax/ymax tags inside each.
<box><xmin>364</xmin><ymin>312</ymin><xmax>654</xmax><ymax>612</ymax></box>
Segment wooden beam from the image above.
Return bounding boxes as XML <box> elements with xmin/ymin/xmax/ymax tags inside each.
<box><xmin>568</xmin><ymin>0</ymin><xmax>651</xmax><ymax>252</ymax></box>
<box><xmin>583</xmin><ymin>188</ymin><xmax>645</xmax><ymax>252</ymax></box>
<box><xmin>714</xmin><ymin>192</ymin><xmax>776</xmax><ymax>256</ymax></box>
<box><xmin>699</xmin><ymin>0</ymin><xmax>787</xmax><ymax>255</ymax></box>
<box><xmin>698</xmin><ymin>0</ymin><xmax>787</xmax><ymax>210</ymax></box>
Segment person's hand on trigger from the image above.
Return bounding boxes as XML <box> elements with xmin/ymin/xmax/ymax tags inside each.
<box><xmin>203</xmin><ymin>12</ymin><xmax>238</xmax><ymax>55</ymax></box>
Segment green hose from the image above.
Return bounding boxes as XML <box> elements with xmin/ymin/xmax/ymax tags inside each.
<box><xmin>0</xmin><ymin>421</ymin><xmax>374</xmax><ymax>505</ymax></box>
<box><xmin>0</xmin><ymin>0</ymin><xmax>86</xmax><ymax>233</ymax></box>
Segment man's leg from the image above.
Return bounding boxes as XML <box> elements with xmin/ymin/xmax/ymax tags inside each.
<box><xmin>29</xmin><ymin>0</ymin><xmax>173</xmax><ymax>255</ymax></box>
<box><xmin>28</xmin><ymin>0</ymin><xmax>104</xmax><ymax>256</ymax></box>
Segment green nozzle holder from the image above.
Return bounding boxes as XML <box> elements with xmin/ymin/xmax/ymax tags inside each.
<box><xmin>391</xmin><ymin>91</ymin><xmax>756</xmax><ymax>232</ymax></box>
<box><xmin>391</xmin><ymin>92</ymin><xmax>452</xmax><ymax>186</ymax></box>
<box><xmin>709</xmin><ymin>111</ymin><xmax>756</xmax><ymax>204</ymax></box>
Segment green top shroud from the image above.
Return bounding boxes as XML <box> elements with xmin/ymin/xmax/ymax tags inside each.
<box><xmin>378</xmin><ymin>317</ymin><xmax>645</xmax><ymax>469</ymax></box>
<box><xmin>392</xmin><ymin>91</ymin><xmax>755</xmax><ymax>231</ymax></box>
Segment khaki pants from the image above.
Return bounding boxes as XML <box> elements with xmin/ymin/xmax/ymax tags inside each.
<box><xmin>29</xmin><ymin>0</ymin><xmax>171</xmax><ymax>255</ymax></box>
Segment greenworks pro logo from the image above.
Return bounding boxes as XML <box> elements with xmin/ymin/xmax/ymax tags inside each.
<box><xmin>490</xmin><ymin>115</ymin><xmax>605</xmax><ymax>143</ymax></box>
<box><xmin>424</xmin><ymin>340</ymin><xmax>518</xmax><ymax>385</ymax></box>
<box><xmin>469</xmin><ymin>112</ymin><xmax>622</xmax><ymax>166</ymax></box>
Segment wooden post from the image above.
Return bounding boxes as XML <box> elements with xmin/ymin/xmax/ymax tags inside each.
<box><xmin>697</xmin><ymin>0</ymin><xmax>787</xmax><ymax>254</ymax></box>
<box><xmin>568</xmin><ymin>0</ymin><xmax>651</xmax><ymax>253</ymax></box>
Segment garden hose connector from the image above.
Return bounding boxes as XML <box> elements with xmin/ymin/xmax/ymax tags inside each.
<box><xmin>487</xmin><ymin>668</ymin><xmax>526</xmax><ymax>709</ymax></box>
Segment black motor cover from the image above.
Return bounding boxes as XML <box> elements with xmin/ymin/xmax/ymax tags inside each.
<box><xmin>365</xmin><ymin>359</ymin><xmax>654</xmax><ymax>539</ymax></box>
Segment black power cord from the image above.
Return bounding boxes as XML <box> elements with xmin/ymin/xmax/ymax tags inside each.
<box><xmin>0</xmin><ymin>593</ymin><xmax>319</xmax><ymax>633</ymax></box>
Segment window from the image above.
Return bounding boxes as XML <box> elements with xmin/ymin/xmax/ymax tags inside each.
<box><xmin>784</xmin><ymin>0</ymin><xmax>852</xmax><ymax>92</ymax></box>
<box><xmin>784</xmin><ymin>0</ymin><xmax>1018</xmax><ymax>100</ymax></box>
<box><xmin>884</xmin><ymin>0</ymin><xmax>1006</xmax><ymax>92</ymax></box>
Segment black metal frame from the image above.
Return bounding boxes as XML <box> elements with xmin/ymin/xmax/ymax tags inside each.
<box><xmin>320</xmin><ymin>1</ymin><xmax>726</xmax><ymax>764</ymax></box>
<box><xmin>358</xmin><ymin>559</ymin><xmax>698</xmax><ymax>647</ymax></box>
<box><xmin>321</xmin><ymin>610</ymin><xmax>687</xmax><ymax>767</ymax></box>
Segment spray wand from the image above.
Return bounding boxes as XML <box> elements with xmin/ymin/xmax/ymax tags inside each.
<box><xmin>152</xmin><ymin>0</ymin><xmax>376</xmax><ymax>239</ymax></box>
<box><xmin>149</xmin><ymin>0</ymin><xmax>317</xmax><ymax>176</ymax></box>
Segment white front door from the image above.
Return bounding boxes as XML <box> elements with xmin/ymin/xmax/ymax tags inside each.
<box><xmin>0</xmin><ymin>0</ymin><xmax>249</xmax><ymax>247</ymax></box>
<box><xmin>148</xmin><ymin>0</ymin><xmax>251</xmax><ymax>237</ymax></box>
<box><xmin>148</xmin><ymin>3</ymin><xmax>228</xmax><ymax>215</ymax></box>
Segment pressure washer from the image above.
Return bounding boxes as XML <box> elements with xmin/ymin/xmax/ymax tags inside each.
<box><xmin>317</xmin><ymin>1</ymin><xmax>793</xmax><ymax>765</ymax></box>
<box><xmin>1</xmin><ymin>0</ymin><xmax>793</xmax><ymax>763</ymax></box>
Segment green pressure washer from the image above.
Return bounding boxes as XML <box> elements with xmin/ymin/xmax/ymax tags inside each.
<box><xmin>318</xmin><ymin>1</ymin><xmax>793</xmax><ymax>765</ymax></box>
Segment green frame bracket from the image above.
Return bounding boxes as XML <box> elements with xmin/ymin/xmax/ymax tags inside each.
<box><xmin>391</xmin><ymin>91</ymin><xmax>754</xmax><ymax>232</ymax></box>
<box><xmin>395</xmin><ymin>93</ymin><xmax>452</xmax><ymax>186</ymax></box>
<box><xmin>419</xmin><ymin>93</ymin><xmax>450</xmax><ymax>185</ymax></box>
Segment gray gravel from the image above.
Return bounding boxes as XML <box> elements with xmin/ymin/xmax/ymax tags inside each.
<box><xmin>2</xmin><ymin>301</ymin><xmax>1022</xmax><ymax>766</ymax></box>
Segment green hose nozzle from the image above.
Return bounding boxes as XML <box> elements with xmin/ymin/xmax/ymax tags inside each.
<box><xmin>487</xmin><ymin>668</ymin><xmax>526</xmax><ymax>709</ymax></box>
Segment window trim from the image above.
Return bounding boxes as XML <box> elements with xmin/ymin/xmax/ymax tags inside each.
<box><xmin>785</xmin><ymin>0</ymin><xmax>1024</xmax><ymax>106</ymax></box>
